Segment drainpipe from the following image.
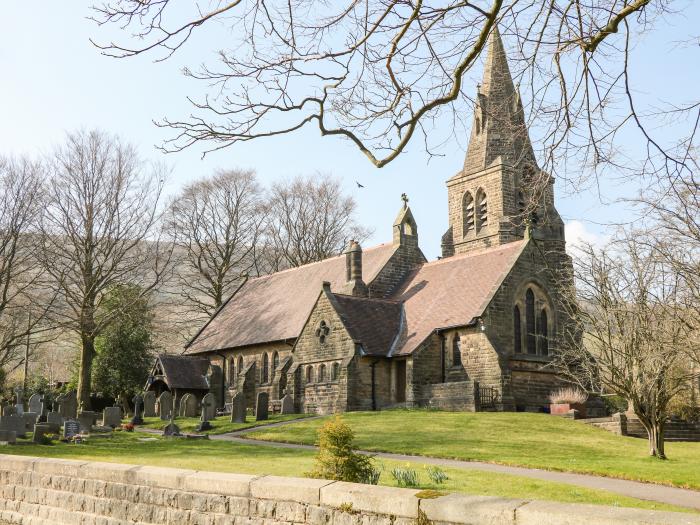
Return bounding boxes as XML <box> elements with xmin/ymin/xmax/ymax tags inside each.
<box><xmin>370</xmin><ymin>360</ymin><xmax>379</xmax><ymax>411</ymax></box>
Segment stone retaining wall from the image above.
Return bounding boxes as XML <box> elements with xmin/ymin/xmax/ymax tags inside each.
<box><xmin>1</xmin><ymin>455</ymin><xmax>698</xmax><ymax>525</ymax></box>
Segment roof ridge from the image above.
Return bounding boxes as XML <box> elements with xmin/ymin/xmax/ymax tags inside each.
<box><xmin>331</xmin><ymin>292</ymin><xmax>401</xmax><ymax>304</ymax></box>
<box><xmin>422</xmin><ymin>240</ymin><xmax>525</xmax><ymax>268</ymax></box>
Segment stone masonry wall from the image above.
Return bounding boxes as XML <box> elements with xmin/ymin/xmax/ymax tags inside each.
<box><xmin>1</xmin><ymin>455</ymin><xmax>697</xmax><ymax>525</ymax></box>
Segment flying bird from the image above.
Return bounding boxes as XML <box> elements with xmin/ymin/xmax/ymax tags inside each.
<box><xmin>356</xmin><ymin>181</ymin><xmax>365</xmax><ymax>188</ymax></box>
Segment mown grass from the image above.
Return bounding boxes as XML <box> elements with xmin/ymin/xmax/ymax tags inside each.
<box><xmin>134</xmin><ymin>413</ymin><xmax>311</xmax><ymax>435</ymax></box>
<box><xmin>1</xmin><ymin>432</ymin><xmax>693</xmax><ymax>514</ymax></box>
<box><xmin>247</xmin><ymin>410</ymin><xmax>700</xmax><ymax>490</ymax></box>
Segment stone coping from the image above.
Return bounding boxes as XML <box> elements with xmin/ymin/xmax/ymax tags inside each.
<box><xmin>1</xmin><ymin>454</ymin><xmax>699</xmax><ymax>525</ymax></box>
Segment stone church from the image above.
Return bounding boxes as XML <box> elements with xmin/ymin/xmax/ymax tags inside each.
<box><xmin>153</xmin><ymin>28</ymin><xmax>573</xmax><ymax>415</ymax></box>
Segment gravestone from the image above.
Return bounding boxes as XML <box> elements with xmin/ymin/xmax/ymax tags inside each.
<box><xmin>47</xmin><ymin>412</ymin><xmax>63</xmax><ymax>427</ymax></box>
<box><xmin>201</xmin><ymin>393</ymin><xmax>216</xmax><ymax>421</ymax></box>
<box><xmin>57</xmin><ymin>391</ymin><xmax>77</xmax><ymax>419</ymax></box>
<box><xmin>0</xmin><ymin>415</ymin><xmax>26</xmax><ymax>439</ymax></box>
<box><xmin>78</xmin><ymin>411</ymin><xmax>99</xmax><ymax>433</ymax></box>
<box><xmin>196</xmin><ymin>393</ymin><xmax>215</xmax><ymax>432</ymax></box>
<box><xmin>143</xmin><ymin>391</ymin><xmax>156</xmax><ymax>417</ymax></box>
<box><xmin>157</xmin><ymin>391</ymin><xmax>173</xmax><ymax>421</ymax></box>
<box><xmin>28</xmin><ymin>394</ymin><xmax>45</xmax><ymax>417</ymax></box>
<box><xmin>32</xmin><ymin>423</ymin><xmax>54</xmax><ymax>444</ymax></box>
<box><xmin>14</xmin><ymin>387</ymin><xmax>24</xmax><ymax>416</ymax></box>
<box><xmin>1</xmin><ymin>405</ymin><xmax>15</xmax><ymax>417</ymax></box>
<box><xmin>230</xmin><ymin>393</ymin><xmax>246</xmax><ymax>424</ymax></box>
<box><xmin>0</xmin><ymin>430</ymin><xmax>16</xmax><ymax>445</ymax></box>
<box><xmin>131</xmin><ymin>394</ymin><xmax>144</xmax><ymax>425</ymax></box>
<box><xmin>179</xmin><ymin>394</ymin><xmax>197</xmax><ymax>417</ymax></box>
<box><xmin>280</xmin><ymin>395</ymin><xmax>294</xmax><ymax>415</ymax></box>
<box><xmin>22</xmin><ymin>412</ymin><xmax>39</xmax><ymax>431</ymax></box>
<box><xmin>63</xmin><ymin>419</ymin><xmax>80</xmax><ymax>439</ymax></box>
<box><xmin>102</xmin><ymin>407</ymin><xmax>121</xmax><ymax>428</ymax></box>
<box><xmin>162</xmin><ymin>414</ymin><xmax>181</xmax><ymax>437</ymax></box>
<box><xmin>255</xmin><ymin>392</ymin><xmax>269</xmax><ymax>421</ymax></box>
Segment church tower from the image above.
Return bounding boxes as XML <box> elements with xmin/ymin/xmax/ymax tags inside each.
<box><xmin>442</xmin><ymin>27</ymin><xmax>565</xmax><ymax>257</ymax></box>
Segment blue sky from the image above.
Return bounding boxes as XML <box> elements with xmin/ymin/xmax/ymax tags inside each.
<box><xmin>2</xmin><ymin>2</ymin><xmax>698</xmax><ymax>258</ymax></box>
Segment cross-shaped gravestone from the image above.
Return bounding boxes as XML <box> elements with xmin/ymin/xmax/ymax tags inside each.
<box><xmin>196</xmin><ymin>394</ymin><xmax>215</xmax><ymax>432</ymax></box>
<box><xmin>131</xmin><ymin>394</ymin><xmax>144</xmax><ymax>425</ymax></box>
<box><xmin>162</xmin><ymin>413</ymin><xmax>180</xmax><ymax>437</ymax></box>
<box><xmin>14</xmin><ymin>387</ymin><xmax>24</xmax><ymax>416</ymax></box>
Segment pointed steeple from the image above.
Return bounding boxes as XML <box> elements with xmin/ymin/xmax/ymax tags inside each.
<box><xmin>462</xmin><ymin>27</ymin><xmax>537</xmax><ymax>174</ymax></box>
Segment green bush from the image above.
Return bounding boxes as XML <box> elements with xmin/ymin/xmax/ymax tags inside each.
<box><xmin>307</xmin><ymin>416</ymin><xmax>379</xmax><ymax>484</ymax></box>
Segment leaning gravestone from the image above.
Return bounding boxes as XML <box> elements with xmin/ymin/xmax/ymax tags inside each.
<box><xmin>63</xmin><ymin>419</ymin><xmax>80</xmax><ymax>439</ymax></box>
<box><xmin>280</xmin><ymin>394</ymin><xmax>294</xmax><ymax>415</ymax></box>
<box><xmin>255</xmin><ymin>392</ymin><xmax>269</xmax><ymax>421</ymax></box>
<box><xmin>143</xmin><ymin>391</ymin><xmax>156</xmax><ymax>417</ymax></box>
<box><xmin>131</xmin><ymin>394</ymin><xmax>144</xmax><ymax>425</ymax></box>
<box><xmin>22</xmin><ymin>412</ymin><xmax>39</xmax><ymax>431</ymax></box>
<box><xmin>157</xmin><ymin>391</ymin><xmax>173</xmax><ymax>421</ymax></box>
<box><xmin>102</xmin><ymin>407</ymin><xmax>121</xmax><ymax>428</ymax></box>
<box><xmin>57</xmin><ymin>391</ymin><xmax>78</xmax><ymax>419</ymax></box>
<box><xmin>179</xmin><ymin>394</ymin><xmax>197</xmax><ymax>418</ymax></box>
<box><xmin>230</xmin><ymin>393</ymin><xmax>246</xmax><ymax>424</ymax></box>
<box><xmin>0</xmin><ymin>430</ymin><xmax>16</xmax><ymax>445</ymax></box>
<box><xmin>0</xmin><ymin>415</ymin><xmax>26</xmax><ymax>439</ymax></box>
<box><xmin>28</xmin><ymin>394</ymin><xmax>45</xmax><ymax>418</ymax></box>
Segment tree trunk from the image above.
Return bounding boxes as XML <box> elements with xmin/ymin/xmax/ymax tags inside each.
<box><xmin>119</xmin><ymin>393</ymin><xmax>131</xmax><ymax>418</ymax></box>
<box><xmin>640</xmin><ymin>416</ymin><xmax>667</xmax><ymax>459</ymax></box>
<box><xmin>77</xmin><ymin>335</ymin><xmax>95</xmax><ymax>411</ymax></box>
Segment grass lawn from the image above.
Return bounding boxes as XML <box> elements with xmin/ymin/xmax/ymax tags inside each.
<box><xmin>247</xmin><ymin>410</ymin><xmax>700</xmax><ymax>490</ymax></box>
<box><xmin>1</xmin><ymin>431</ymin><xmax>693</xmax><ymax>514</ymax></box>
<box><xmin>134</xmin><ymin>413</ymin><xmax>312</xmax><ymax>435</ymax></box>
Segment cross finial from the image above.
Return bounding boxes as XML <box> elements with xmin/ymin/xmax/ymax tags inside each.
<box><xmin>401</xmin><ymin>193</ymin><xmax>409</xmax><ymax>208</ymax></box>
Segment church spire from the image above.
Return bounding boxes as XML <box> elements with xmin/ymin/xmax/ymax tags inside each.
<box><xmin>462</xmin><ymin>26</ymin><xmax>537</xmax><ymax>174</ymax></box>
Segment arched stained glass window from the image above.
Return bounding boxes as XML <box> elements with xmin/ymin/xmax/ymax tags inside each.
<box><xmin>525</xmin><ymin>289</ymin><xmax>536</xmax><ymax>354</ymax></box>
<box><xmin>513</xmin><ymin>305</ymin><xmax>522</xmax><ymax>354</ymax></box>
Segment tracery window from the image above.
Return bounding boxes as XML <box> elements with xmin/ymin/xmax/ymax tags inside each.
<box><xmin>476</xmin><ymin>189</ymin><xmax>488</xmax><ymax>231</ymax></box>
<box><xmin>514</xmin><ymin>285</ymin><xmax>552</xmax><ymax>357</ymax></box>
<box><xmin>513</xmin><ymin>305</ymin><xmax>522</xmax><ymax>354</ymax></box>
<box><xmin>315</xmin><ymin>320</ymin><xmax>330</xmax><ymax>344</ymax></box>
<box><xmin>452</xmin><ymin>333</ymin><xmax>462</xmax><ymax>366</ymax></box>
<box><xmin>525</xmin><ymin>289</ymin><xmax>536</xmax><ymax>354</ymax></box>
<box><xmin>462</xmin><ymin>192</ymin><xmax>475</xmax><ymax>236</ymax></box>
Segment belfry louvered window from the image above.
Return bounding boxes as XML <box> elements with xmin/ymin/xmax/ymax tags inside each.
<box><xmin>476</xmin><ymin>189</ymin><xmax>488</xmax><ymax>231</ymax></box>
<box><xmin>462</xmin><ymin>192</ymin><xmax>475</xmax><ymax>236</ymax></box>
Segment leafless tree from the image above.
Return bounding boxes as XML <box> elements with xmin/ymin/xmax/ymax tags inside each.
<box><xmin>262</xmin><ymin>174</ymin><xmax>371</xmax><ymax>272</ymax></box>
<box><xmin>554</xmin><ymin>236</ymin><xmax>697</xmax><ymax>459</ymax></box>
<box><xmin>39</xmin><ymin>130</ymin><xmax>172</xmax><ymax>410</ymax></box>
<box><xmin>90</xmin><ymin>1</ymin><xmax>697</xmax><ymax>189</ymax></box>
<box><xmin>0</xmin><ymin>157</ymin><xmax>54</xmax><ymax>389</ymax></box>
<box><xmin>166</xmin><ymin>168</ymin><xmax>265</xmax><ymax>319</ymax></box>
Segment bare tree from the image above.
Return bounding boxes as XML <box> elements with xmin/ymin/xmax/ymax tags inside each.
<box><xmin>90</xmin><ymin>1</ymin><xmax>697</xmax><ymax>189</ymax></box>
<box><xmin>263</xmin><ymin>174</ymin><xmax>370</xmax><ymax>272</ymax></box>
<box><xmin>554</xmin><ymin>236</ymin><xmax>696</xmax><ymax>459</ymax></box>
<box><xmin>167</xmin><ymin>168</ymin><xmax>265</xmax><ymax>319</ymax></box>
<box><xmin>0</xmin><ymin>157</ymin><xmax>54</xmax><ymax>388</ymax></box>
<box><xmin>39</xmin><ymin>130</ymin><xmax>171</xmax><ymax>410</ymax></box>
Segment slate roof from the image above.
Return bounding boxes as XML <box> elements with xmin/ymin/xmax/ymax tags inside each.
<box><xmin>330</xmin><ymin>294</ymin><xmax>403</xmax><ymax>357</ymax></box>
<box><xmin>389</xmin><ymin>240</ymin><xmax>527</xmax><ymax>356</ymax></box>
<box><xmin>157</xmin><ymin>354</ymin><xmax>210</xmax><ymax>390</ymax></box>
<box><xmin>185</xmin><ymin>243</ymin><xmax>397</xmax><ymax>354</ymax></box>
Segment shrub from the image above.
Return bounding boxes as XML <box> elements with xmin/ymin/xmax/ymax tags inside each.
<box><xmin>425</xmin><ymin>465</ymin><xmax>449</xmax><ymax>485</ymax></box>
<box><xmin>391</xmin><ymin>466</ymin><xmax>419</xmax><ymax>487</ymax></box>
<box><xmin>549</xmin><ymin>387</ymin><xmax>588</xmax><ymax>404</ymax></box>
<box><xmin>307</xmin><ymin>416</ymin><xmax>378</xmax><ymax>484</ymax></box>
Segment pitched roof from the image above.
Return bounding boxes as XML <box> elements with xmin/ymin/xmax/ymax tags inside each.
<box><xmin>389</xmin><ymin>240</ymin><xmax>527</xmax><ymax>355</ymax></box>
<box><xmin>330</xmin><ymin>294</ymin><xmax>403</xmax><ymax>357</ymax></box>
<box><xmin>157</xmin><ymin>354</ymin><xmax>210</xmax><ymax>390</ymax></box>
<box><xmin>185</xmin><ymin>243</ymin><xmax>397</xmax><ymax>354</ymax></box>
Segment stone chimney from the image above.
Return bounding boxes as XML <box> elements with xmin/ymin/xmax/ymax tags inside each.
<box><xmin>344</xmin><ymin>240</ymin><xmax>368</xmax><ymax>297</ymax></box>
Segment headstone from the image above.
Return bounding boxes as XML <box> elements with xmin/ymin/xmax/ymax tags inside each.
<box><xmin>143</xmin><ymin>391</ymin><xmax>156</xmax><ymax>417</ymax></box>
<box><xmin>77</xmin><ymin>411</ymin><xmax>99</xmax><ymax>433</ymax></box>
<box><xmin>255</xmin><ymin>392</ymin><xmax>269</xmax><ymax>421</ymax></box>
<box><xmin>131</xmin><ymin>394</ymin><xmax>144</xmax><ymax>425</ymax></box>
<box><xmin>47</xmin><ymin>412</ymin><xmax>63</xmax><ymax>427</ymax></box>
<box><xmin>179</xmin><ymin>394</ymin><xmax>197</xmax><ymax>418</ymax></box>
<box><xmin>14</xmin><ymin>387</ymin><xmax>24</xmax><ymax>415</ymax></box>
<box><xmin>0</xmin><ymin>430</ymin><xmax>16</xmax><ymax>445</ymax></box>
<box><xmin>102</xmin><ymin>407</ymin><xmax>121</xmax><ymax>428</ymax></box>
<box><xmin>162</xmin><ymin>414</ymin><xmax>180</xmax><ymax>437</ymax></box>
<box><xmin>1</xmin><ymin>405</ymin><xmax>15</xmax><ymax>417</ymax></box>
<box><xmin>157</xmin><ymin>391</ymin><xmax>173</xmax><ymax>421</ymax></box>
<box><xmin>28</xmin><ymin>394</ymin><xmax>45</xmax><ymax>417</ymax></box>
<box><xmin>22</xmin><ymin>412</ymin><xmax>39</xmax><ymax>431</ymax></box>
<box><xmin>57</xmin><ymin>391</ymin><xmax>78</xmax><ymax>419</ymax></box>
<box><xmin>201</xmin><ymin>393</ymin><xmax>216</xmax><ymax>421</ymax></box>
<box><xmin>0</xmin><ymin>415</ymin><xmax>26</xmax><ymax>439</ymax></box>
<box><xmin>230</xmin><ymin>393</ymin><xmax>246</xmax><ymax>424</ymax></box>
<box><xmin>32</xmin><ymin>423</ymin><xmax>54</xmax><ymax>444</ymax></box>
<box><xmin>280</xmin><ymin>394</ymin><xmax>295</xmax><ymax>415</ymax></box>
<box><xmin>63</xmin><ymin>419</ymin><xmax>80</xmax><ymax>439</ymax></box>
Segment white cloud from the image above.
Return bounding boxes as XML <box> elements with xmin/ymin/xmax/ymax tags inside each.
<box><xmin>565</xmin><ymin>220</ymin><xmax>608</xmax><ymax>252</ymax></box>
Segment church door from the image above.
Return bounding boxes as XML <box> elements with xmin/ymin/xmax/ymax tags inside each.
<box><xmin>395</xmin><ymin>361</ymin><xmax>406</xmax><ymax>403</ymax></box>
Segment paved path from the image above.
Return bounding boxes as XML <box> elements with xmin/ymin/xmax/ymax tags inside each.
<box><xmin>204</xmin><ymin>420</ymin><xmax>700</xmax><ymax>511</ymax></box>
